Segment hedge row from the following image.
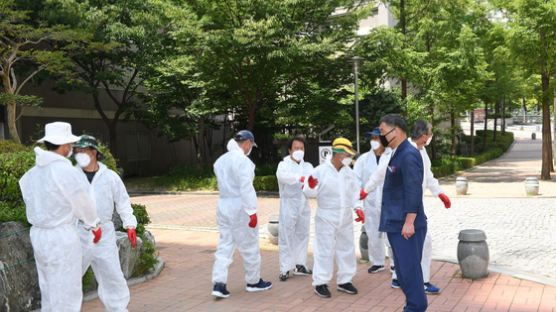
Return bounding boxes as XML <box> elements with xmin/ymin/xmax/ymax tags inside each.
<box><xmin>431</xmin><ymin>131</ymin><xmax>514</xmax><ymax>178</ymax></box>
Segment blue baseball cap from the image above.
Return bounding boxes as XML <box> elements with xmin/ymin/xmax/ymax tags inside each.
<box><xmin>234</xmin><ymin>130</ymin><xmax>257</xmax><ymax>147</ymax></box>
<box><xmin>365</xmin><ymin>127</ymin><xmax>381</xmax><ymax>138</ymax></box>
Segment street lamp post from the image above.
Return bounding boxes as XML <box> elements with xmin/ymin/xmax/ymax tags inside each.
<box><xmin>352</xmin><ymin>56</ymin><xmax>363</xmax><ymax>154</ymax></box>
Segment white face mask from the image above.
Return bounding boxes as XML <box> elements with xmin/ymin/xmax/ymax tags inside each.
<box><xmin>66</xmin><ymin>147</ymin><xmax>73</xmax><ymax>158</ymax></box>
<box><xmin>292</xmin><ymin>150</ymin><xmax>304</xmax><ymax>162</ymax></box>
<box><xmin>75</xmin><ymin>153</ymin><xmax>91</xmax><ymax>168</ymax></box>
<box><xmin>425</xmin><ymin>134</ymin><xmax>433</xmax><ymax>146</ymax></box>
<box><xmin>370</xmin><ymin>140</ymin><xmax>380</xmax><ymax>151</ymax></box>
<box><xmin>341</xmin><ymin>157</ymin><xmax>353</xmax><ymax>167</ymax></box>
<box><xmin>246</xmin><ymin>146</ymin><xmax>252</xmax><ymax>156</ymax></box>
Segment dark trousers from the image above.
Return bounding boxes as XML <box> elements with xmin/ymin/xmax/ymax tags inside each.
<box><xmin>388</xmin><ymin>226</ymin><xmax>427</xmax><ymax>312</ymax></box>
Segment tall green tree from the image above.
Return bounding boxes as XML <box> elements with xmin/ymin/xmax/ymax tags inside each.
<box><xmin>54</xmin><ymin>0</ymin><xmax>173</xmax><ymax>157</ymax></box>
<box><xmin>500</xmin><ymin>0</ymin><xmax>556</xmax><ymax>179</ymax></box>
<box><xmin>0</xmin><ymin>0</ymin><xmax>71</xmax><ymax>143</ymax></box>
<box><xmin>141</xmin><ymin>0</ymin><xmax>373</xmax><ymax>163</ymax></box>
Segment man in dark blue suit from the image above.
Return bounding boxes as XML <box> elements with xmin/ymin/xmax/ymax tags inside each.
<box><xmin>378</xmin><ymin>114</ymin><xmax>427</xmax><ymax>312</ymax></box>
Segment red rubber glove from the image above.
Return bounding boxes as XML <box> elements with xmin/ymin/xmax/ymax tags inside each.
<box><xmin>300</xmin><ymin>176</ymin><xmax>305</xmax><ymax>183</ymax></box>
<box><xmin>307</xmin><ymin>175</ymin><xmax>318</xmax><ymax>189</ymax></box>
<box><xmin>92</xmin><ymin>227</ymin><xmax>102</xmax><ymax>243</ymax></box>
<box><xmin>438</xmin><ymin>193</ymin><xmax>451</xmax><ymax>208</ymax></box>
<box><xmin>360</xmin><ymin>189</ymin><xmax>368</xmax><ymax>200</ymax></box>
<box><xmin>248</xmin><ymin>213</ymin><xmax>257</xmax><ymax>228</ymax></box>
<box><xmin>127</xmin><ymin>228</ymin><xmax>137</xmax><ymax>248</ymax></box>
<box><xmin>355</xmin><ymin>208</ymin><xmax>365</xmax><ymax>223</ymax></box>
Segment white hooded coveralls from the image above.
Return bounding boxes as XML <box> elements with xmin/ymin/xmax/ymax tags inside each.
<box><xmin>276</xmin><ymin>155</ymin><xmax>314</xmax><ymax>274</ymax></box>
<box><xmin>212</xmin><ymin>139</ymin><xmax>261</xmax><ymax>284</ymax></box>
<box><xmin>19</xmin><ymin>147</ymin><xmax>99</xmax><ymax>312</ymax></box>
<box><xmin>353</xmin><ymin>150</ymin><xmax>386</xmax><ymax>267</ymax></box>
<box><xmin>77</xmin><ymin>162</ymin><xmax>137</xmax><ymax>312</ymax></box>
<box><xmin>303</xmin><ymin>159</ymin><xmax>361</xmax><ymax>286</ymax></box>
<box><xmin>363</xmin><ymin>143</ymin><xmax>442</xmax><ymax>283</ymax></box>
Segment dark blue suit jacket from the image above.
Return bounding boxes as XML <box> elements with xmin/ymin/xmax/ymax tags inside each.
<box><xmin>379</xmin><ymin>139</ymin><xmax>426</xmax><ymax>233</ymax></box>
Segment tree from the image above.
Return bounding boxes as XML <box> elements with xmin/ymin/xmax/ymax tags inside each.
<box><xmin>140</xmin><ymin>0</ymin><xmax>373</xmax><ymax>164</ymax></box>
<box><xmin>501</xmin><ymin>0</ymin><xmax>556</xmax><ymax>180</ymax></box>
<box><xmin>0</xmin><ymin>0</ymin><xmax>70</xmax><ymax>143</ymax></box>
<box><xmin>54</xmin><ymin>0</ymin><xmax>172</xmax><ymax>157</ymax></box>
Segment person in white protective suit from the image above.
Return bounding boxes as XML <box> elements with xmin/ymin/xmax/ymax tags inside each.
<box><xmin>353</xmin><ymin>127</ymin><xmax>389</xmax><ymax>274</ymax></box>
<box><xmin>73</xmin><ymin>135</ymin><xmax>137</xmax><ymax>311</ymax></box>
<box><xmin>303</xmin><ymin>137</ymin><xmax>365</xmax><ymax>298</ymax></box>
<box><xmin>360</xmin><ymin>120</ymin><xmax>451</xmax><ymax>294</ymax></box>
<box><xmin>211</xmin><ymin>130</ymin><xmax>272</xmax><ymax>298</ymax></box>
<box><xmin>19</xmin><ymin>122</ymin><xmax>102</xmax><ymax>312</ymax></box>
<box><xmin>276</xmin><ymin>136</ymin><xmax>314</xmax><ymax>281</ymax></box>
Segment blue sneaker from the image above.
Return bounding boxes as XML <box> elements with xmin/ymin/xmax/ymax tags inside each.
<box><xmin>391</xmin><ymin>279</ymin><xmax>401</xmax><ymax>289</ymax></box>
<box><xmin>424</xmin><ymin>282</ymin><xmax>440</xmax><ymax>294</ymax></box>
<box><xmin>211</xmin><ymin>283</ymin><xmax>230</xmax><ymax>298</ymax></box>
<box><xmin>246</xmin><ymin>278</ymin><xmax>272</xmax><ymax>292</ymax></box>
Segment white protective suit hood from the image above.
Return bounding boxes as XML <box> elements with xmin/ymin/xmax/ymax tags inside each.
<box><xmin>34</xmin><ymin>146</ymin><xmax>71</xmax><ymax>167</ymax></box>
<box><xmin>227</xmin><ymin>138</ymin><xmax>246</xmax><ymax>155</ymax></box>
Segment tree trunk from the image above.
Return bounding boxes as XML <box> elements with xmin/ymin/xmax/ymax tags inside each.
<box><xmin>430</xmin><ymin>108</ymin><xmax>437</xmax><ymax>160</ymax></box>
<box><xmin>198</xmin><ymin>117</ymin><xmax>207</xmax><ymax>164</ymax></box>
<box><xmin>6</xmin><ymin>100</ymin><xmax>21</xmax><ymax>143</ymax></box>
<box><xmin>502</xmin><ymin>96</ymin><xmax>506</xmax><ymax>134</ymax></box>
<box><xmin>540</xmin><ymin>73</ymin><xmax>552</xmax><ymax>180</ymax></box>
<box><xmin>482</xmin><ymin>101</ymin><xmax>488</xmax><ymax>152</ymax></box>
<box><xmin>108</xmin><ymin>122</ymin><xmax>118</xmax><ymax>161</ymax></box>
<box><xmin>553</xmin><ymin>92</ymin><xmax>556</xmax><ymax>170</ymax></box>
<box><xmin>247</xmin><ymin>101</ymin><xmax>256</xmax><ymax>131</ymax></box>
<box><xmin>470</xmin><ymin>111</ymin><xmax>475</xmax><ymax>156</ymax></box>
<box><xmin>399</xmin><ymin>0</ymin><xmax>407</xmax><ymax>114</ymax></box>
<box><xmin>522</xmin><ymin>98</ymin><xmax>527</xmax><ymax>123</ymax></box>
<box><xmin>493</xmin><ymin>99</ymin><xmax>499</xmax><ymax>142</ymax></box>
<box><xmin>450</xmin><ymin>109</ymin><xmax>456</xmax><ymax>156</ymax></box>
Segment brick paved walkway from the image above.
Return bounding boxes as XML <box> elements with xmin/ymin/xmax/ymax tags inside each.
<box><xmin>82</xmin><ymin>229</ymin><xmax>556</xmax><ymax>311</ymax></box>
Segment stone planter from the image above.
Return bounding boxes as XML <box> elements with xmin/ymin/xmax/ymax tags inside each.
<box><xmin>267</xmin><ymin>215</ymin><xmax>279</xmax><ymax>245</ymax></box>
<box><xmin>456</xmin><ymin>177</ymin><xmax>468</xmax><ymax>195</ymax></box>
<box><xmin>0</xmin><ymin>222</ymin><xmax>40</xmax><ymax>311</ymax></box>
<box><xmin>359</xmin><ymin>225</ymin><xmax>369</xmax><ymax>262</ymax></box>
<box><xmin>524</xmin><ymin>177</ymin><xmax>539</xmax><ymax>196</ymax></box>
<box><xmin>457</xmin><ymin>229</ymin><xmax>489</xmax><ymax>279</ymax></box>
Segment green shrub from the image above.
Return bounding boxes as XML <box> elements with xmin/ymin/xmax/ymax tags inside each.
<box><xmin>430</xmin><ymin>131</ymin><xmax>513</xmax><ymax>178</ymax></box>
<box><xmin>97</xmin><ymin>142</ymin><xmax>119</xmax><ymax>173</ymax></box>
<box><xmin>0</xmin><ymin>140</ymin><xmax>31</xmax><ymax>153</ymax></box>
<box><xmin>131</xmin><ymin>203</ymin><xmax>151</xmax><ymax>236</ymax></box>
<box><xmin>255</xmin><ymin>163</ymin><xmax>278</xmax><ymax>176</ymax></box>
<box><xmin>133</xmin><ymin>240</ymin><xmax>159</xmax><ymax>277</ymax></box>
<box><xmin>253</xmin><ymin>175</ymin><xmax>278</xmax><ymax>192</ymax></box>
<box><xmin>0</xmin><ymin>201</ymin><xmax>28</xmax><ymax>225</ymax></box>
<box><xmin>0</xmin><ymin>149</ymin><xmax>35</xmax><ymax>213</ymax></box>
<box><xmin>152</xmin><ymin>165</ymin><xmax>217</xmax><ymax>191</ymax></box>
<box><xmin>82</xmin><ymin>267</ymin><xmax>95</xmax><ymax>292</ymax></box>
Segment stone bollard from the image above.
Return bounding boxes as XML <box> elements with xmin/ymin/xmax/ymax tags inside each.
<box><xmin>524</xmin><ymin>177</ymin><xmax>539</xmax><ymax>196</ymax></box>
<box><xmin>457</xmin><ymin>229</ymin><xmax>489</xmax><ymax>279</ymax></box>
<box><xmin>456</xmin><ymin>176</ymin><xmax>468</xmax><ymax>195</ymax></box>
<box><xmin>267</xmin><ymin>215</ymin><xmax>279</xmax><ymax>245</ymax></box>
<box><xmin>359</xmin><ymin>225</ymin><xmax>369</xmax><ymax>262</ymax></box>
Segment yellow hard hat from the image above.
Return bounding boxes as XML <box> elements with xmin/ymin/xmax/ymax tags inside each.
<box><xmin>332</xmin><ymin>137</ymin><xmax>356</xmax><ymax>156</ymax></box>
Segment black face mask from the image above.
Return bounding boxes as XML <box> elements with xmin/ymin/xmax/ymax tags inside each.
<box><xmin>379</xmin><ymin>135</ymin><xmax>390</xmax><ymax>147</ymax></box>
<box><xmin>379</xmin><ymin>128</ymin><xmax>395</xmax><ymax>147</ymax></box>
